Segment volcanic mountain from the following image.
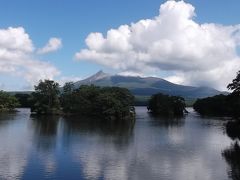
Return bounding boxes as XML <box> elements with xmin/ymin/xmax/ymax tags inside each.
<box><xmin>74</xmin><ymin>71</ymin><xmax>224</xmax><ymax>99</ymax></box>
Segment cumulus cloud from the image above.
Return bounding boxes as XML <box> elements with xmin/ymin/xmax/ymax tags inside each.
<box><xmin>0</xmin><ymin>27</ymin><xmax>60</xmax><ymax>88</ymax></box>
<box><xmin>75</xmin><ymin>0</ymin><xmax>240</xmax><ymax>90</ymax></box>
<box><xmin>37</xmin><ymin>37</ymin><xmax>62</xmax><ymax>54</ymax></box>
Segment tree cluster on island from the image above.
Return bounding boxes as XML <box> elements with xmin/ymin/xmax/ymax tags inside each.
<box><xmin>147</xmin><ymin>93</ymin><xmax>187</xmax><ymax>117</ymax></box>
<box><xmin>29</xmin><ymin>80</ymin><xmax>135</xmax><ymax>121</ymax></box>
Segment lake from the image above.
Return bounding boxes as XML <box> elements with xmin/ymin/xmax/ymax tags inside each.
<box><xmin>0</xmin><ymin>107</ymin><xmax>237</xmax><ymax>180</ymax></box>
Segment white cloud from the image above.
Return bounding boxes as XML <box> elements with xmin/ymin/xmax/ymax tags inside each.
<box><xmin>75</xmin><ymin>0</ymin><xmax>240</xmax><ymax>90</ymax></box>
<box><xmin>165</xmin><ymin>75</ymin><xmax>185</xmax><ymax>85</ymax></box>
<box><xmin>0</xmin><ymin>27</ymin><xmax>60</xmax><ymax>88</ymax></box>
<box><xmin>37</xmin><ymin>37</ymin><xmax>62</xmax><ymax>54</ymax></box>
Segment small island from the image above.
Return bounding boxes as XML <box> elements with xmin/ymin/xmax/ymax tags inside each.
<box><xmin>30</xmin><ymin>80</ymin><xmax>135</xmax><ymax>121</ymax></box>
<box><xmin>147</xmin><ymin>93</ymin><xmax>187</xmax><ymax>117</ymax></box>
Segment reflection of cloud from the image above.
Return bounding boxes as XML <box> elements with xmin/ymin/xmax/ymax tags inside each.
<box><xmin>40</xmin><ymin>153</ymin><xmax>56</xmax><ymax>174</ymax></box>
<box><xmin>168</xmin><ymin>127</ymin><xmax>185</xmax><ymax>145</ymax></box>
<box><xmin>104</xmin><ymin>160</ymin><xmax>128</xmax><ymax>180</ymax></box>
<box><xmin>69</xmin><ymin>107</ymin><xmax>231</xmax><ymax>180</ymax></box>
<box><xmin>73</xmin><ymin>146</ymin><xmax>131</xmax><ymax>180</ymax></box>
<box><xmin>61</xmin><ymin>117</ymin><xmax>134</xmax><ymax>179</ymax></box>
<box><xmin>77</xmin><ymin>150</ymin><xmax>102</xmax><ymax>179</ymax></box>
<box><xmin>0</xmin><ymin>111</ymin><xmax>31</xmax><ymax>180</ymax></box>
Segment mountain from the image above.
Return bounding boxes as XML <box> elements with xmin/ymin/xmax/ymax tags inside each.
<box><xmin>74</xmin><ymin>71</ymin><xmax>225</xmax><ymax>99</ymax></box>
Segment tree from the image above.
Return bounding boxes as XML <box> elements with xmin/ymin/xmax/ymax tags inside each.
<box><xmin>0</xmin><ymin>91</ymin><xmax>19</xmax><ymax>111</ymax></box>
<box><xmin>60</xmin><ymin>82</ymin><xmax>75</xmax><ymax>113</ymax></box>
<box><xmin>228</xmin><ymin>70</ymin><xmax>240</xmax><ymax>94</ymax></box>
<box><xmin>193</xmin><ymin>95</ymin><xmax>229</xmax><ymax>116</ymax></box>
<box><xmin>226</xmin><ymin>70</ymin><xmax>240</xmax><ymax>118</ymax></box>
<box><xmin>148</xmin><ymin>93</ymin><xmax>186</xmax><ymax>116</ymax></box>
<box><xmin>60</xmin><ymin>85</ymin><xmax>135</xmax><ymax>120</ymax></box>
<box><xmin>193</xmin><ymin>70</ymin><xmax>240</xmax><ymax>118</ymax></box>
<box><xmin>15</xmin><ymin>93</ymin><xmax>31</xmax><ymax>107</ymax></box>
<box><xmin>30</xmin><ymin>80</ymin><xmax>60</xmax><ymax>114</ymax></box>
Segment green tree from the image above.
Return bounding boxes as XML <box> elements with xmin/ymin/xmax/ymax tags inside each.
<box><xmin>193</xmin><ymin>95</ymin><xmax>228</xmax><ymax>116</ymax></box>
<box><xmin>193</xmin><ymin>70</ymin><xmax>240</xmax><ymax>118</ymax></box>
<box><xmin>148</xmin><ymin>93</ymin><xmax>186</xmax><ymax>116</ymax></box>
<box><xmin>227</xmin><ymin>71</ymin><xmax>240</xmax><ymax>118</ymax></box>
<box><xmin>60</xmin><ymin>85</ymin><xmax>135</xmax><ymax>120</ymax></box>
<box><xmin>30</xmin><ymin>80</ymin><xmax>60</xmax><ymax>114</ymax></box>
<box><xmin>15</xmin><ymin>93</ymin><xmax>31</xmax><ymax>107</ymax></box>
<box><xmin>0</xmin><ymin>91</ymin><xmax>19</xmax><ymax>111</ymax></box>
<box><xmin>60</xmin><ymin>82</ymin><xmax>75</xmax><ymax>113</ymax></box>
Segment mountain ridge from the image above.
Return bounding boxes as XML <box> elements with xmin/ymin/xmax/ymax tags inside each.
<box><xmin>74</xmin><ymin>71</ymin><xmax>225</xmax><ymax>99</ymax></box>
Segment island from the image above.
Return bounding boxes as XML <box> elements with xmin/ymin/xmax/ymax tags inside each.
<box><xmin>147</xmin><ymin>93</ymin><xmax>187</xmax><ymax>117</ymax></box>
<box><xmin>30</xmin><ymin>80</ymin><xmax>135</xmax><ymax>121</ymax></box>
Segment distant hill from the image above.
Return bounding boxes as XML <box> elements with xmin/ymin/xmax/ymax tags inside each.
<box><xmin>74</xmin><ymin>71</ymin><xmax>225</xmax><ymax>99</ymax></box>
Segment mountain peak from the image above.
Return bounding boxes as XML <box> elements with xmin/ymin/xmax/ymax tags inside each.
<box><xmin>95</xmin><ymin>70</ymin><xmax>106</xmax><ymax>76</ymax></box>
<box><xmin>85</xmin><ymin>70</ymin><xmax>109</xmax><ymax>82</ymax></box>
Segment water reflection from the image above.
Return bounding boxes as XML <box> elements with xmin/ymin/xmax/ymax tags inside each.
<box><xmin>222</xmin><ymin>120</ymin><xmax>240</xmax><ymax>180</ymax></box>
<box><xmin>0</xmin><ymin>110</ymin><xmax>31</xmax><ymax>180</ymax></box>
<box><xmin>0</xmin><ymin>108</ymin><xmax>236</xmax><ymax>180</ymax></box>
<box><xmin>0</xmin><ymin>111</ymin><xmax>17</xmax><ymax>127</ymax></box>
<box><xmin>222</xmin><ymin>142</ymin><xmax>240</xmax><ymax>180</ymax></box>
<box><xmin>148</xmin><ymin>114</ymin><xmax>185</xmax><ymax>127</ymax></box>
<box><xmin>30</xmin><ymin>115</ymin><xmax>59</xmax><ymax>151</ymax></box>
<box><xmin>63</xmin><ymin>116</ymin><xmax>134</xmax><ymax>135</ymax></box>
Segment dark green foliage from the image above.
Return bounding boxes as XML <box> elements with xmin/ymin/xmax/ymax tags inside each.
<box><xmin>226</xmin><ymin>93</ymin><xmax>240</xmax><ymax>118</ymax></box>
<box><xmin>193</xmin><ymin>70</ymin><xmax>240</xmax><ymax>118</ymax></box>
<box><xmin>30</xmin><ymin>80</ymin><xmax>135</xmax><ymax>120</ymax></box>
<box><xmin>60</xmin><ymin>84</ymin><xmax>135</xmax><ymax>120</ymax></box>
<box><xmin>193</xmin><ymin>94</ymin><xmax>240</xmax><ymax>117</ymax></box>
<box><xmin>15</xmin><ymin>93</ymin><xmax>31</xmax><ymax>107</ymax></box>
<box><xmin>193</xmin><ymin>94</ymin><xmax>229</xmax><ymax>116</ymax></box>
<box><xmin>30</xmin><ymin>80</ymin><xmax>61</xmax><ymax>114</ymax></box>
<box><xmin>60</xmin><ymin>82</ymin><xmax>75</xmax><ymax>113</ymax></box>
<box><xmin>147</xmin><ymin>93</ymin><xmax>186</xmax><ymax>116</ymax></box>
<box><xmin>226</xmin><ymin>121</ymin><xmax>240</xmax><ymax>140</ymax></box>
<box><xmin>0</xmin><ymin>91</ymin><xmax>19</xmax><ymax>111</ymax></box>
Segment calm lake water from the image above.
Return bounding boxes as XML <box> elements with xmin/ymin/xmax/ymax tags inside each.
<box><xmin>0</xmin><ymin>107</ymin><xmax>237</xmax><ymax>180</ymax></box>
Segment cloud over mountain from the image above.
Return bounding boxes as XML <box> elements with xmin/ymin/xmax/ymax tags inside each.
<box><xmin>75</xmin><ymin>0</ymin><xmax>240</xmax><ymax>90</ymax></box>
<box><xmin>0</xmin><ymin>27</ymin><xmax>60</xmax><ymax>88</ymax></box>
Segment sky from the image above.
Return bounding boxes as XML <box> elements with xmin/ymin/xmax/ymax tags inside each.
<box><xmin>0</xmin><ymin>0</ymin><xmax>240</xmax><ymax>91</ymax></box>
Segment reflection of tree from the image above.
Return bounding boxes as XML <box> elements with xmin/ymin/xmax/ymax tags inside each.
<box><xmin>62</xmin><ymin>116</ymin><xmax>135</xmax><ymax>148</ymax></box>
<box><xmin>222</xmin><ymin>142</ymin><xmax>240</xmax><ymax>180</ymax></box>
<box><xmin>30</xmin><ymin>115</ymin><xmax>60</xmax><ymax>151</ymax></box>
<box><xmin>149</xmin><ymin>113</ymin><xmax>185</xmax><ymax>127</ymax></box>
<box><xmin>0</xmin><ymin>112</ymin><xmax>16</xmax><ymax>127</ymax></box>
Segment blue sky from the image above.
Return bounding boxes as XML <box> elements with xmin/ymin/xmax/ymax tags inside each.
<box><xmin>0</xmin><ymin>0</ymin><xmax>240</xmax><ymax>90</ymax></box>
